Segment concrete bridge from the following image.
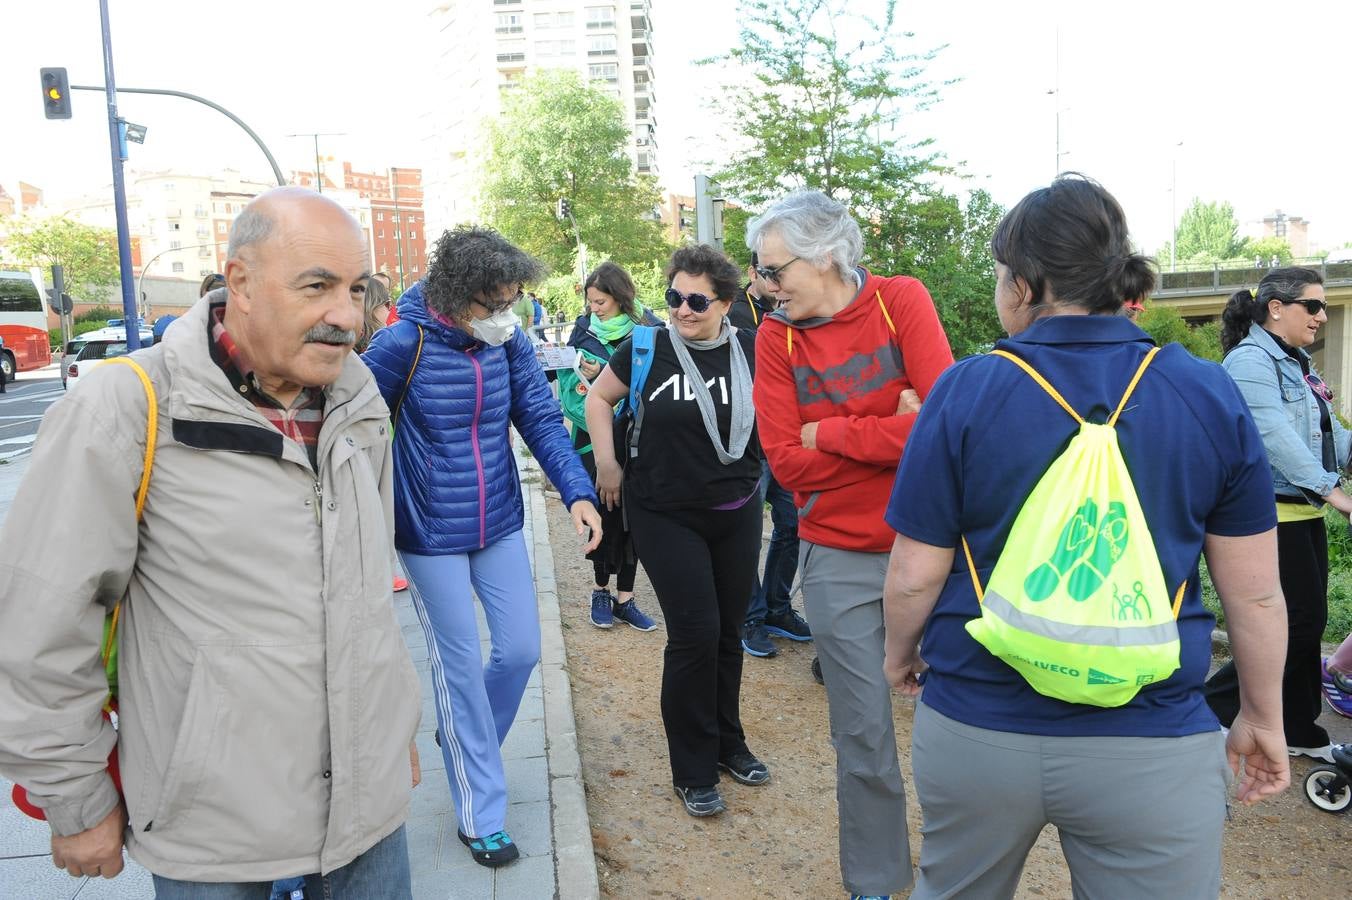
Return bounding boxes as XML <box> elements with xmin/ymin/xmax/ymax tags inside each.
<box><xmin>1151</xmin><ymin>261</ymin><xmax>1352</xmax><ymax>416</ymax></box>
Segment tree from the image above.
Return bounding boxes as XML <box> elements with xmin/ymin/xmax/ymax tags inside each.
<box><xmin>480</xmin><ymin>70</ymin><xmax>669</xmax><ymax>275</ymax></box>
<box><xmin>1243</xmin><ymin>236</ymin><xmax>1292</xmax><ymax>266</ymax></box>
<box><xmin>706</xmin><ymin>0</ymin><xmax>1003</xmax><ymax>357</ymax></box>
<box><xmin>2</xmin><ymin>216</ymin><xmax>120</xmax><ymax>302</ymax></box>
<box><xmin>1160</xmin><ymin>199</ymin><xmax>1248</xmax><ymax>265</ymax></box>
<box><xmin>1136</xmin><ymin>305</ymin><xmax>1221</xmax><ymax>362</ymax></box>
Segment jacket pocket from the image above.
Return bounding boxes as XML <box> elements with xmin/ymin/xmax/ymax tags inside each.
<box><xmin>798</xmin><ymin>491</ymin><xmax>822</xmax><ymax>520</ymax></box>
<box><xmin>144</xmin><ymin>647</ymin><xmax>224</xmax><ymax>833</ymax></box>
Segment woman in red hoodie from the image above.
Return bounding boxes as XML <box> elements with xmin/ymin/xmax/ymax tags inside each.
<box><xmin>748</xmin><ymin>190</ymin><xmax>953</xmax><ymax>899</ymax></box>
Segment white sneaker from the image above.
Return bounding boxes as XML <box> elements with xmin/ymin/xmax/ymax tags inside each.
<box><xmin>1288</xmin><ymin>744</ymin><xmax>1336</xmax><ymax>763</ymax></box>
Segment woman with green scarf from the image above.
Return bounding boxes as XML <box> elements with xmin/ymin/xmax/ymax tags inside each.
<box><xmin>558</xmin><ymin>261</ymin><xmax>662</xmax><ymax>632</ymax></box>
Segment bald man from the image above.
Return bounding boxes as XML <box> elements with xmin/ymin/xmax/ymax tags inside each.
<box><xmin>0</xmin><ymin>188</ymin><xmax>420</xmax><ymax>896</ymax></box>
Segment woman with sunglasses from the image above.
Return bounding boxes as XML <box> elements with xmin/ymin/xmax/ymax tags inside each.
<box><xmin>583</xmin><ymin>244</ymin><xmax>767</xmax><ymax>818</ymax></box>
<box><xmin>556</xmin><ymin>261</ymin><xmax>662</xmax><ymax>632</ymax></box>
<box><xmin>363</xmin><ymin>226</ymin><xmax>603</xmax><ymax>867</ymax></box>
<box><xmin>1207</xmin><ymin>266</ymin><xmax>1349</xmax><ymax>763</ymax></box>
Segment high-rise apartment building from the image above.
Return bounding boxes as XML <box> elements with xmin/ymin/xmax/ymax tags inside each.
<box><xmin>419</xmin><ymin>0</ymin><xmax>657</xmax><ymax>237</ymax></box>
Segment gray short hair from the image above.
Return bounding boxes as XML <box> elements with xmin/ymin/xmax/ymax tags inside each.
<box><xmin>227</xmin><ymin>204</ymin><xmax>276</xmax><ymax>260</ymax></box>
<box><xmin>745</xmin><ymin>190</ymin><xmax>863</xmax><ymax>283</ymax></box>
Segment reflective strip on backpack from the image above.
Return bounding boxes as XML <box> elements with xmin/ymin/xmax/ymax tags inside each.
<box><xmin>982</xmin><ymin>589</ymin><xmax>1179</xmax><ymax>647</ymax></box>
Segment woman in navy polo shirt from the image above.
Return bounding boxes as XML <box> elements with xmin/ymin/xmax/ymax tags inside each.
<box><xmin>880</xmin><ymin>175</ymin><xmax>1290</xmax><ymax>899</ymax></box>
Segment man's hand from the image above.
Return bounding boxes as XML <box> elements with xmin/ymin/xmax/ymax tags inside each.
<box><xmin>800</xmin><ymin>421</ymin><xmax>819</xmax><ymax>450</ymax></box>
<box><xmin>410</xmin><ymin>740</ymin><xmax>421</xmax><ymax>788</ymax></box>
<box><xmin>571</xmin><ymin>500</ymin><xmax>604</xmax><ymax>552</ymax></box>
<box><xmin>51</xmin><ymin>803</ymin><xmax>126</xmax><ymax>879</ymax></box>
<box><xmin>1226</xmin><ymin>714</ymin><xmax>1290</xmax><ymax>805</ymax></box>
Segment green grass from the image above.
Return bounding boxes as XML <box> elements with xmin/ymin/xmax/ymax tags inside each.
<box><xmin>1201</xmin><ymin>506</ymin><xmax>1352</xmax><ymax>643</ymax></box>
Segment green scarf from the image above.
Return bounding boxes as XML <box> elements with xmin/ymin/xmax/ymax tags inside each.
<box><xmin>590</xmin><ymin>307</ymin><xmax>646</xmax><ymax>345</ymax></box>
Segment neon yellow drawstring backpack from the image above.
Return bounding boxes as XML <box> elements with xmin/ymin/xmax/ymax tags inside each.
<box><xmin>962</xmin><ymin>347</ymin><xmax>1184</xmax><ymax>707</ymax></box>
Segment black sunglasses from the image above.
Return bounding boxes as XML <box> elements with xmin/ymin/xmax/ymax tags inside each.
<box><xmin>474</xmin><ymin>289</ymin><xmax>523</xmax><ymax>315</ymax></box>
<box><xmin>1283</xmin><ymin>297</ymin><xmax>1328</xmax><ymax>316</ymax></box>
<box><xmin>754</xmin><ymin>256</ymin><xmax>801</xmax><ymax>284</ymax></box>
<box><xmin>666</xmin><ymin>287</ymin><xmax>716</xmax><ymax>313</ymax></box>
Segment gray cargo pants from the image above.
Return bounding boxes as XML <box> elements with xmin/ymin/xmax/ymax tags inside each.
<box><xmin>798</xmin><ymin>541</ymin><xmax>913</xmax><ymax>897</ymax></box>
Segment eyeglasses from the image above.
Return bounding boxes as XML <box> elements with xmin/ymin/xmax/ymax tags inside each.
<box><xmin>474</xmin><ymin>289</ymin><xmax>523</xmax><ymax>315</ymax></box>
<box><xmin>1306</xmin><ymin>372</ymin><xmax>1334</xmax><ymax>403</ymax></box>
<box><xmin>753</xmin><ymin>256</ymin><xmax>801</xmax><ymax>285</ymax></box>
<box><xmin>665</xmin><ymin>287</ymin><xmax>716</xmax><ymax>313</ymax></box>
<box><xmin>1284</xmin><ymin>297</ymin><xmax>1328</xmax><ymax>316</ymax></box>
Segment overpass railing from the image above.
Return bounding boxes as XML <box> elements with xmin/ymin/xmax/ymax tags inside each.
<box><xmin>1154</xmin><ymin>260</ymin><xmax>1352</xmax><ymax>297</ymax></box>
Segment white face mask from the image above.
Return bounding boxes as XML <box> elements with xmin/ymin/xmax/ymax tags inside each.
<box><xmin>469</xmin><ymin>308</ymin><xmax>520</xmax><ymax>346</ymax></box>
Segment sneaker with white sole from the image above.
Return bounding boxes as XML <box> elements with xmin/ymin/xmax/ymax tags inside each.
<box><xmin>674</xmin><ymin>784</ymin><xmax>726</xmax><ymax>817</ymax></box>
<box><xmin>1288</xmin><ymin>743</ymin><xmax>1336</xmax><ymax>763</ymax></box>
<box><xmin>590</xmin><ymin>589</ymin><xmax>615</xmax><ymax>628</ymax></box>
<box><xmin>719</xmin><ymin>751</ymin><xmax>770</xmax><ymax>785</ymax></box>
<box><xmin>1321</xmin><ymin>658</ymin><xmax>1352</xmax><ymax>718</ymax></box>
<box><xmin>613</xmin><ymin>597</ymin><xmax>657</xmax><ymax>631</ymax></box>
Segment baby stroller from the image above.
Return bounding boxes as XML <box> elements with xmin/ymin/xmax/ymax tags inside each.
<box><xmin>1304</xmin><ymin>744</ymin><xmax>1352</xmax><ymax>813</ymax></box>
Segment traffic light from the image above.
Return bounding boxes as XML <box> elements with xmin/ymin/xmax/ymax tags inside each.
<box><xmin>41</xmin><ymin>67</ymin><xmax>71</xmax><ymax>120</ymax></box>
<box><xmin>556</xmin><ymin>198</ymin><xmax>573</xmax><ymax>220</ymax></box>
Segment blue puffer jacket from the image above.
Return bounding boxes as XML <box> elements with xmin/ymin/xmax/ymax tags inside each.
<box><xmin>362</xmin><ymin>283</ymin><xmax>597</xmax><ymax>554</ymax></box>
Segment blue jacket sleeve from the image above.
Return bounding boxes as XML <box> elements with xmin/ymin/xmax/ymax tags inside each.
<box><xmin>361</xmin><ymin>321</ymin><xmax>422</xmax><ymax>416</ymax></box>
<box><xmin>1223</xmin><ymin>343</ymin><xmax>1339</xmax><ymax>499</ymax></box>
<box><xmin>504</xmin><ymin>329</ymin><xmax>598</xmax><ymax>509</ymax></box>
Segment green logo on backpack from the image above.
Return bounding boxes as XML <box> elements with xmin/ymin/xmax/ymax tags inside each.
<box><xmin>962</xmin><ymin>349</ymin><xmax>1182</xmax><ymax>708</ymax></box>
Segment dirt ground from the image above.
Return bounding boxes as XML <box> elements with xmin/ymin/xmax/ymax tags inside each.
<box><xmin>546</xmin><ymin>500</ymin><xmax>1352</xmax><ymax>899</ymax></box>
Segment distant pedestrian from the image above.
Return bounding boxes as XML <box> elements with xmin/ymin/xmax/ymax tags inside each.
<box><xmin>530</xmin><ymin>291</ymin><xmax>547</xmax><ymax>341</ymax></box>
<box><xmin>584</xmin><ymin>244</ymin><xmax>768</xmax><ymax>819</ymax></box>
<box><xmin>729</xmin><ymin>253</ymin><xmax>811</xmax><ymax>659</ymax></box>
<box><xmin>198</xmin><ymin>271</ymin><xmax>225</xmax><ymax>297</ymax></box>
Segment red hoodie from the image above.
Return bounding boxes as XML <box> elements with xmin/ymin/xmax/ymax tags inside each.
<box><xmin>753</xmin><ymin>270</ymin><xmax>954</xmax><ymax>552</ymax></box>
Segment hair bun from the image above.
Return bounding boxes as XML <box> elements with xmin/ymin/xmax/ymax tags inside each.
<box><xmin>1105</xmin><ymin>253</ymin><xmax>1156</xmax><ymax>304</ymax></box>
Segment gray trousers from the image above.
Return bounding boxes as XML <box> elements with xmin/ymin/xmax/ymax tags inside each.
<box><xmin>799</xmin><ymin>542</ymin><xmax>912</xmax><ymax>896</ymax></box>
<box><xmin>910</xmin><ymin>703</ymin><xmax>1230</xmax><ymax>900</ymax></box>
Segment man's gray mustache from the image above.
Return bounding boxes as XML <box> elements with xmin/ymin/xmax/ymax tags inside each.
<box><xmin>304</xmin><ymin>325</ymin><xmax>357</xmax><ymax>345</ymax></box>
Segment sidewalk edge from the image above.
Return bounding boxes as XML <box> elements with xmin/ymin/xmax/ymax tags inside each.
<box><xmin>520</xmin><ymin>448</ymin><xmax>600</xmax><ymax>900</ymax></box>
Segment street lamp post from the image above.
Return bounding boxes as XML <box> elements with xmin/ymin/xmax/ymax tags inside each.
<box><xmin>1170</xmin><ymin>141</ymin><xmax>1183</xmax><ymax>272</ymax></box>
<box><xmin>97</xmin><ymin>0</ymin><xmax>140</xmax><ymax>349</ymax></box>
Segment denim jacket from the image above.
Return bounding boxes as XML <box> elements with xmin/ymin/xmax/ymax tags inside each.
<box><xmin>1223</xmin><ymin>322</ymin><xmax>1350</xmax><ymax>503</ymax></box>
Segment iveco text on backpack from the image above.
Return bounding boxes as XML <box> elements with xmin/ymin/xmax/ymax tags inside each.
<box><xmin>962</xmin><ymin>347</ymin><xmax>1184</xmax><ymax>708</ymax></box>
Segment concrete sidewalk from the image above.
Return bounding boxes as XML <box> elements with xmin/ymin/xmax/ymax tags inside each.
<box><xmin>0</xmin><ymin>448</ymin><xmax>597</xmax><ymax>899</ymax></box>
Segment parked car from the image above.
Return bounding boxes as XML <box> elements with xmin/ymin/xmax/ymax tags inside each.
<box><xmin>62</xmin><ymin>327</ymin><xmax>151</xmax><ymax>390</ymax></box>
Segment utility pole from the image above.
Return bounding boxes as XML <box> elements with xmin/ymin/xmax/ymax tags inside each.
<box><xmin>97</xmin><ymin>0</ymin><xmax>140</xmax><ymax>349</ymax></box>
<box><xmin>287</xmin><ymin>132</ymin><xmax>346</xmax><ymax>192</ymax></box>
<box><xmin>1170</xmin><ymin>141</ymin><xmax>1183</xmax><ymax>272</ymax></box>
<box><xmin>694</xmin><ymin>174</ymin><xmax>724</xmax><ymax>251</ymax></box>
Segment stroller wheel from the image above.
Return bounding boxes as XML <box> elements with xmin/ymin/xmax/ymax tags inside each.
<box><xmin>1304</xmin><ymin>766</ymin><xmax>1352</xmax><ymax>812</ymax></box>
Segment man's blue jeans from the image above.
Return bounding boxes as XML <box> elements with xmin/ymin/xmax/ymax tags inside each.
<box><xmin>151</xmin><ymin>824</ymin><xmax>411</xmax><ymax>899</ymax></box>
<box><xmin>745</xmin><ymin>461</ymin><xmax>800</xmax><ymax>624</ymax></box>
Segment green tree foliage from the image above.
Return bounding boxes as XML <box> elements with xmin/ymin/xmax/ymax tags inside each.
<box><xmin>1159</xmin><ymin>199</ymin><xmax>1248</xmax><ymax>265</ymax></box>
<box><xmin>1244</xmin><ymin>236</ymin><xmax>1293</xmax><ymax>266</ymax></box>
<box><xmin>706</xmin><ymin>0</ymin><xmax>1004</xmax><ymax>359</ymax></box>
<box><xmin>3</xmin><ymin>216</ymin><xmax>120</xmax><ymax>302</ymax></box>
<box><xmin>480</xmin><ymin>70</ymin><xmax>669</xmax><ymax>275</ymax></box>
<box><xmin>1136</xmin><ymin>305</ymin><xmax>1221</xmax><ymax>362</ymax></box>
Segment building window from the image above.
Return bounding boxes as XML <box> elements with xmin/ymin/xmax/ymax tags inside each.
<box><xmin>217</xmin><ymin>222</ymin><xmax>228</xmax><ymax>233</ymax></box>
<box><xmin>412</xmin><ymin>265</ymin><xmax>419</xmax><ymax>273</ymax></box>
<box><xmin>171</xmin><ymin>262</ymin><xmax>184</xmax><ymax>273</ymax></box>
<box><xmin>378</xmin><ymin>229</ymin><xmax>384</xmax><ymax>238</ymax></box>
<box><xmin>536</xmin><ymin>39</ymin><xmax>576</xmax><ymax>57</ymax></box>
<box><xmin>589</xmin><ymin>63</ymin><xmax>619</xmax><ymax>81</ymax></box>
<box><xmin>587</xmin><ymin>35</ymin><xmax>617</xmax><ymax>55</ymax></box>
<box><xmin>497</xmin><ymin>39</ymin><xmax>526</xmax><ymax>62</ymax></box>
<box><xmin>495</xmin><ymin>12</ymin><xmax>523</xmax><ymax>33</ymax></box>
<box><xmin>586</xmin><ymin>5</ymin><xmax>615</xmax><ymax>28</ymax></box>
<box><xmin>163</xmin><ymin>182</ymin><xmax>176</xmax><ymax>192</ymax></box>
<box><xmin>169</xmin><ymin>240</ymin><xmax>182</xmax><ymax>250</ymax></box>
<box><xmin>376</xmin><ymin>211</ymin><xmax>384</xmax><ymax>221</ymax></box>
<box><xmin>170</xmin><ymin>221</ymin><xmax>181</xmax><ymax>231</ymax></box>
<box><xmin>200</xmin><ymin>269</ymin><xmax>213</xmax><ymax>277</ymax></box>
<box><xmin>410</xmin><ymin>230</ymin><xmax>417</xmax><ymax>240</ymax></box>
<box><xmin>194</xmin><ymin>205</ymin><xmax>207</xmax><ymax>217</ymax></box>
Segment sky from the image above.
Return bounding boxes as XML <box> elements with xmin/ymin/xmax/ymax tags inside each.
<box><xmin>3</xmin><ymin>0</ymin><xmax>1350</xmax><ymax>257</ymax></box>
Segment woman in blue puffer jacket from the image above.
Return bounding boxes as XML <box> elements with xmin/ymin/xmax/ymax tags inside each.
<box><xmin>363</xmin><ymin>227</ymin><xmax>601</xmax><ymax>868</ymax></box>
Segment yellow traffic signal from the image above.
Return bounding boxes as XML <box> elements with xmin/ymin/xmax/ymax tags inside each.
<box><xmin>41</xmin><ymin>67</ymin><xmax>72</xmax><ymax>120</ymax></box>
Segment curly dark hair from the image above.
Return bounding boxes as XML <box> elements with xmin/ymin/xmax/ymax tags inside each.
<box><xmin>665</xmin><ymin>244</ymin><xmax>741</xmax><ymax>301</ymax></box>
<box><xmin>423</xmin><ymin>226</ymin><xmax>544</xmax><ymax>321</ymax></box>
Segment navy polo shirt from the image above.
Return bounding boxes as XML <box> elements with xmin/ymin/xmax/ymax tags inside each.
<box><xmin>886</xmin><ymin>315</ymin><xmax>1275</xmax><ymax>737</ymax></box>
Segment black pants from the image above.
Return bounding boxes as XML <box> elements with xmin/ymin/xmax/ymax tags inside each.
<box><xmin>1205</xmin><ymin>517</ymin><xmax>1329</xmax><ymax>747</ymax></box>
<box><xmin>627</xmin><ymin>497</ymin><xmax>761</xmax><ymax>786</ymax></box>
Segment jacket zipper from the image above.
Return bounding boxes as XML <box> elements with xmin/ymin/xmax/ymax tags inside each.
<box><xmin>313</xmin><ymin>480</ymin><xmax>323</xmax><ymax>526</ymax></box>
<box><xmin>469</xmin><ymin>351</ymin><xmax>486</xmax><ymax>547</ymax></box>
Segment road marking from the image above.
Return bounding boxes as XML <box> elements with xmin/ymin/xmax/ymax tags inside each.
<box><xmin>0</xmin><ymin>415</ymin><xmax>45</xmax><ymax>421</ymax></box>
<box><xmin>0</xmin><ymin>434</ymin><xmax>38</xmax><ymax>461</ymax></box>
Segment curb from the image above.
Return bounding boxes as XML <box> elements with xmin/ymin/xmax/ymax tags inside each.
<box><xmin>519</xmin><ymin>447</ymin><xmax>600</xmax><ymax>900</ymax></box>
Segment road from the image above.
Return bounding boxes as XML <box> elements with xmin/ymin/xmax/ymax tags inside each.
<box><xmin>0</xmin><ymin>364</ymin><xmax>64</xmax><ymax>462</ymax></box>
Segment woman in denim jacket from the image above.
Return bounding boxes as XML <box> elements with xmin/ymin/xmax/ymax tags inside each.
<box><xmin>1207</xmin><ymin>266</ymin><xmax>1349</xmax><ymax>762</ymax></box>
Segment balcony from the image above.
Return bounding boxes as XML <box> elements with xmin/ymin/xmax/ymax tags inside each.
<box><xmin>587</xmin><ymin>19</ymin><xmax>615</xmax><ymax>29</ymax></box>
<box><xmin>495</xmin><ymin>25</ymin><xmax>523</xmax><ymax>33</ymax></box>
<box><xmin>497</xmin><ymin>52</ymin><xmax>525</xmax><ymax>63</ymax></box>
<box><xmin>587</xmin><ymin>48</ymin><xmax>617</xmax><ymax>57</ymax></box>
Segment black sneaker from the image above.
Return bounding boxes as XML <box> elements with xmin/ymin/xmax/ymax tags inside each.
<box><xmin>764</xmin><ymin>609</ymin><xmax>813</xmax><ymax>642</ymax></box>
<box><xmin>811</xmin><ymin>656</ymin><xmax>824</xmax><ymax>685</ymax></box>
<box><xmin>674</xmin><ymin>784</ymin><xmax>726</xmax><ymax>817</ymax></box>
<box><xmin>719</xmin><ymin>751</ymin><xmax>770</xmax><ymax>786</ymax></box>
<box><xmin>457</xmin><ymin>829</ymin><xmax>520</xmax><ymax>867</ymax></box>
<box><xmin>741</xmin><ymin>621</ymin><xmax>778</xmax><ymax>657</ymax></box>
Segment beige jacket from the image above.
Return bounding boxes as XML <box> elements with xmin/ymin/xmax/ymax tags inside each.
<box><xmin>0</xmin><ymin>297</ymin><xmax>420</xmax><ymax>881</ymax></box>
